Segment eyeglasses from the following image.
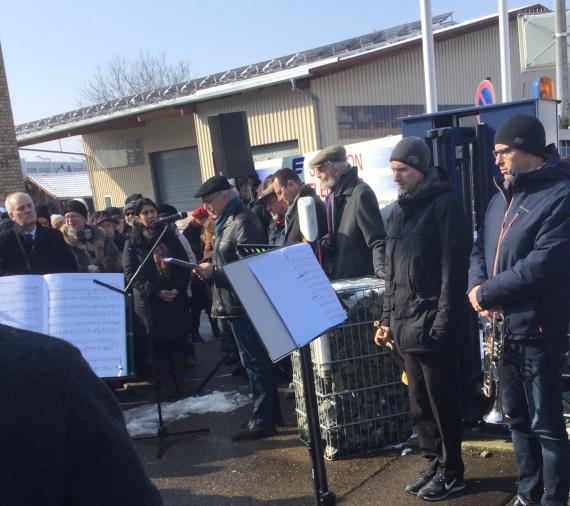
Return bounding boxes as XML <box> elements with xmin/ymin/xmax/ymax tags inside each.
<box><xmin>124</xmin><ymin>211</ymin><xmax>134</xmax><ymax>217</ymax></box>
<box><xmin>492</xmin><ymin>147</ymin><xmax>514</xmax><ymax>159</ymax></box>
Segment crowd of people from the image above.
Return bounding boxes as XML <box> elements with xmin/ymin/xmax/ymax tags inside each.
<box><xmin>0</xmin><ymin>113</ymin><xmax>569</xmax><ymax>505</ymax></box>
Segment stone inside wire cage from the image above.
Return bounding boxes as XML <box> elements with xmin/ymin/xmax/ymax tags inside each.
<box><xmin>292</xmin><ymin>278</ymin><xmax>412</xmax><ymax>460</ymax></box>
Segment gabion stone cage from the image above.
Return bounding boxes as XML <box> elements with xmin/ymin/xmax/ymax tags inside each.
<box><xmin>292</xmin><ymin>277</ymin><xmax>412</xmax><ymax>460</ymax></box>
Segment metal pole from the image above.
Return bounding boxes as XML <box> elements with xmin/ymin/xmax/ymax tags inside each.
<box><xmin>420</xmin><ymin>0</ymin><xmax>438</xmax><ymax>113</ymax></box>
<box><xmin>498</xmin><ymin>0</ymin><xmax>512</xmax><ymax>102</ymax></box>
<box><xmin>555</xmin><ymin>0</ymin><xmax>569</xmax><ymax>120</ymax></box>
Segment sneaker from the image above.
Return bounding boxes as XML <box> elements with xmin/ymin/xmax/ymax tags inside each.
<box><xmin>418</xmin><ymin>473</ymin><xmax>465</xmax><ymax>501</ymax></box>
<box><xmin>231</xmin><ymin>423</ymin><xmax>276</xmax><ymax>441</ymax></box>
<box><xmin>405</xmin><ymin>468</ymin><xmax>437</xmax><ymax>495</ymax></box>
<box><xmin>505</xmin><ymin>496</ymin><xmax>539</xmax><ymax>506</ymax></box>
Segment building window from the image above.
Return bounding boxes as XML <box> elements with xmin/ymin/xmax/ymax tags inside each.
<box><xmin>559</xmin><ymin>140</ymin><xmax>570</xmax><ymax>157</ymax></box>
<box><xmin>252</xmin><ymin>140</ymin><xmax>300</xmax><ymax>162</ymax></box>
<box><xmin>337</xmin><ymin>105</ymin><xmax>470</xmax><ymax>142</ymax></box>
<box><xmin>103</xmin><ymin>196</ymin><xmax>112</xmax><ymax>208</ymax></box>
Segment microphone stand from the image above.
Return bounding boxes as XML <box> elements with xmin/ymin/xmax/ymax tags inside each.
<box><xmin>94</xmin><ymin>223</ymin><xmax>208</xmax><ymax>458</ymax></box>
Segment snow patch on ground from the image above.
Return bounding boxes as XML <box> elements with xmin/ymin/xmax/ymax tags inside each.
<box><xmin>125</xmin><ymin>390</ymin><xmax>250</xmax><ymax>437</ymax></box>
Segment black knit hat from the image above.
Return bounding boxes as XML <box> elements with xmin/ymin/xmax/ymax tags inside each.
<box><xmin>157</xmin><ymin>203</ymin><xmax>178</xmax><ymax>216</ymax></box>
<box><xmin>494</xmin><ymin>114</ymin><xmax>546</xmax><ymax>157</ymax></box>
<box><xmin>125</xmin><ymin>193</ymin><xmax>143</xmax><ymax>205</ymax></box>
<box><xmin>390</xmin><ymin>137</ymin><xmax>431</xmax><ymax>173</ymax></box>
<box><xmin>64</xmin><ymin>200</ymin><xmax>88</xmax><ymax>219</ymax></box>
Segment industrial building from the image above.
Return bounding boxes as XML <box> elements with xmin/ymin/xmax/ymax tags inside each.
<box><xmin>15</xmin><ymin>5</ymin><xmax>552</xmax><ymax>212</ymax></box>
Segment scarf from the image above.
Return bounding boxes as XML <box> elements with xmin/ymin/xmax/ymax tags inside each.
<box><xmin>215</xmin><ymin>197</ymin><xmax>240</xmax><ymax>237</ymax></box>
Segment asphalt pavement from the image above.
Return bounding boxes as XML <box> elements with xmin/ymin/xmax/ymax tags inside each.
<box><xmin>117</xmin><ymin>329</ymin><xmax>567</xmax><ymax>506</ymax></box>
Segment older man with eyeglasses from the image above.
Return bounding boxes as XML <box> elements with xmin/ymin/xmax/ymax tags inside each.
<box><xmin>468</xmin><ymin>114</ymin><xmax>570</xmax><ymax>506</ymax></box>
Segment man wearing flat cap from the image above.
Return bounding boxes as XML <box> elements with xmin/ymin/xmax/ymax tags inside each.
<box><xmin>468</xmin><ymin>114</ymin><xmax>570</xmax><ymax>506</ymax></box>
<box><xmin>193</xmin><ymin>175</ymin><xmax>282</xmax><ymax>441</ymax></box>
<box><xmin>375</xmin><ymin>137</ymin><xmax>472</xmax><ymax>501</ymax></box>
<box><xmin>311</xmin><ymin>145</ymin><xmax>385</xmax><ymax>280</ymax></box>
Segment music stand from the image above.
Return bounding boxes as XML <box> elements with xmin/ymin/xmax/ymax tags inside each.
<box><xmin>94</xmin><ymin>223</ymin><xmax>208</xmax><ymax>458</ymax></box>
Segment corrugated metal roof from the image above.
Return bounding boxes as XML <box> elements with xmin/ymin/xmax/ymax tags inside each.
<box><xmin>15</xmin><ymin>5</ymin><xmax>547</xmax><ymax>144</ymax></box>
<box><xmin>26</xmin><ymin>172</ymin><xmax>93</xmax><ymax>199</ymax></box>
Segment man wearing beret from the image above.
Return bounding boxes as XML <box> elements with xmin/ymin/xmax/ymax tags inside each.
<box><xmin>311</xmin><ymin>145</ymin><xmax>385</xmax><ymax>280</ymax></box>
<box><xmin>376</xmin><ymin>137</ymin><xmax>472</xmax><ymax>501</ymax></box>
<box><xmin>0</xmin><ymin>192</ymin><xmax>78</xmax><ymax>276</ymax></box>
<box><xmin>468</xmin><ymin>114</ymin><xmax>570</xmax><ymax>506</ymax></box>
<box><xmin>193</xmin><ymin>176</ymin><xmax>282</xmax><ymax>441</ymax></box>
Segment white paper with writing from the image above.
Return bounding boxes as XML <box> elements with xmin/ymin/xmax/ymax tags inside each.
<box><xmin>0</xmin><ymin>275</ymin><xmax>48</xmax><ymax>334</ymax></box>
<box><xmin>45</xmin><ymin>273</ymin><xmax>127</xmax><ymax>378</ymax></box>
<box><xmin>248</xmin><ymin>243</ymin><xmax>346</xmax><ymax>347</ymax></box>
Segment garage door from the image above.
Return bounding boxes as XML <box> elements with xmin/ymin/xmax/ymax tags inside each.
<box><xmin>150</xmin><ymin>147</ymin><xmax>202</xmax><ymax>212</ymax></box>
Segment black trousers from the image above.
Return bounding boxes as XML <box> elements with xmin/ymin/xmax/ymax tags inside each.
<box><xmin>403</xmin><ymin>350</ymin><xmax>464</xmax><ymax>478</ymax></box>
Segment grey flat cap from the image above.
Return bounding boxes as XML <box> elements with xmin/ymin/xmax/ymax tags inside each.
<box><xmin>309</xmin><ymin>145</ymin><xmax>347</xmax><ymax>167</ymax></box>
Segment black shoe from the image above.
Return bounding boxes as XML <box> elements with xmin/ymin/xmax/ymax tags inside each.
<box><xmin>418</xmin><ymin>473</ymin><xmax>465</xmax><ymax>501</ymax></box>
<box><xmin>231</xmin><ymin>424</ymin><xmax>277</xmax><ymax>441</ymax></box>
<box><xmin>190</xmin><ymin>333</ymin><xmax>204</xmax><ymax>343</ymax></box>
<box><xmin>405</xmin><ymin>468</ymin><xmax>437</xmax><ymax>495</ymax></box>
<box><xmin>506</xmin><ymin>496</ymin><xmax>539</xmax><ymax>506</ymax></box>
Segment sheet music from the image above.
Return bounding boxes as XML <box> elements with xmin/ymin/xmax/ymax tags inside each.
<box><xmin>45</xmin><ymin>273</ymin><xmax>127</xmax><ymax>377</ymax></box>
<box><xmin>248</xmin><ymin>243</ymin><xmax>346</xmax><ymax>347</ymax></box>
<box><xmin>0</xmin><ymin>275</ymin><xmax>47</xmax><ymax>334</ymax></box>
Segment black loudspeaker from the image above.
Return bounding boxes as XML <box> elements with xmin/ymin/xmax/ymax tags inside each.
<box><xmin>208</xmin><ymin>112</ymin><xmax>255</xmax><ymax>178</ymax></box>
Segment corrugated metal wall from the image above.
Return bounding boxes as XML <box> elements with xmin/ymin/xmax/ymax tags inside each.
<box><xmin>312</xmin><ymin>19</ymin><xmax>554</xmax><ymax>146</ymax></box>
<box><xmin>84</xmin><ymin>114</ymin><xmax>197</xmax><ymax>209</ymax></box>
<box><xmin>194</xmin><ymin>83</ymin><xmax>317</xmax><ymax>178</ymax></box>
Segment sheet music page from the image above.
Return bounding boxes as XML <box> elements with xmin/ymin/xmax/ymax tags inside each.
<box><xmin>45</xmin><ymin>273</ymin><xmax>127</xmax><ymax>377</ymax></box>
<box><xmin>248</xmin><ymin>243</ymin><xmax>346</xmax><ymax>347</ymax></box>
<box><xmin>0</xmin><ymin>275</ymin><xmax>47</xmax><ymax>334</ymax></box>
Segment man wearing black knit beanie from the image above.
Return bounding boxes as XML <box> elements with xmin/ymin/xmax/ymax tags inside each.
<box><xmin>376</xmin><ymin>136</ymin><xmax>472</xmax><ymax>501</ymax></box>
<box><xmin>468</xmin><ymin>114</ymin><xmax>570</xmax><ymax>506</ymax></box>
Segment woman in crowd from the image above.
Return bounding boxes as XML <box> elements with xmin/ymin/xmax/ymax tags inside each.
<box><xmin>61</xmin><ymin>200</ymin><xmax>122</xmax><ymax>273</ymax></box>
<box><xmin>123</xmin><ymin>198</ymin><xmax>191</xmax><ymax>392</ymax></box>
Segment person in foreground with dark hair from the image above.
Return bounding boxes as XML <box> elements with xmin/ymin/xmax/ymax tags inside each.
<box><xmin>0</xmin><ymin>323</ymin><xmax>162</xmax><ymax>506</ymax></box>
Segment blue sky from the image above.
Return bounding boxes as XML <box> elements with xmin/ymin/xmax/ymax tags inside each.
<box><xmin>1</xmin><ymin>0</ymin><xmax>554</xmax><ymax>126</ymax></box>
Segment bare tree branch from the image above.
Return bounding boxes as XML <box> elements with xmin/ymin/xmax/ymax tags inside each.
<box><xmin>78</xmin><ymin>51</ymin><xmax>193</xmax><ymax>106</ymax></box>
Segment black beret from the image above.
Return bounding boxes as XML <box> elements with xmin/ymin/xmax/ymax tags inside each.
<box><xmin>390</xmin><ymin>137</ymin><xmax>432</xmax><ymax>173</ymax></box>
<box><xmin>194</xmin><ymin>175</ymin><xmax>232</xmax><ymax>198</ymax></box>
<box><xmin>494</xmin><ymin>114</ymin><xmax>546</xmax><ymax>157</ymax></box>
<box><xmin>64</xmin><ymin>200</ymin><xmax>88</xmax><ymax>219</ymax></box>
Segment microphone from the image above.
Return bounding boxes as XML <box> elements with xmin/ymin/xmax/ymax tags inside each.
<box><xmin>156</xmin><ymin>211</ymin><xmax>188</xmax><ymax>225</ymax></box>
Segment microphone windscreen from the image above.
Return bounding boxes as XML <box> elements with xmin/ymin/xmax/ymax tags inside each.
<box><xmin>298</xmin><ymin>197</ymin><xmax>318</xmax><ymax>242</ymax></box>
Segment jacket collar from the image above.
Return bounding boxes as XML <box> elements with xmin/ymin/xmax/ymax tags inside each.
<box><xmin>333</xmin><ymin>166</ymin><xmax>359</xmax><ymax>197</ymax></box>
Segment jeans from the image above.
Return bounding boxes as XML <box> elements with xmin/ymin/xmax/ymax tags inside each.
<box><xmin>229</xmin><ymin>315</ymin><xmax>282</xmax><ymax>427</ymax></box>
<box><xmin>403</xmin><ymin>350</ymin><xmax>464</xmax><ymax>478</ymax></box>
<box><xmin>502</xmin><ymin>338</ymin><xmax>569</xmax><ymax>506</ymax></box>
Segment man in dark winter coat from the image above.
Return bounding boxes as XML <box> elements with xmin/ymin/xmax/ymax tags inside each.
<box><xmin>468</xmin><ymin>114</ymin><xmax>570</xmax><ymax>506</ymax></box>
<box><xmin>193</xmin><ymin>176</ymin><xmax>282</xmax><ymax>441</ymax></box>
<box><xmin>256</xmin><ymin>175</ymin><xmax>287</xmax><ymax>246</ymax></box>
<box><xmin>0</xmin><ymin>192</ymin><xmax>78</xmax><ymax>276</ymax></box>
<box><xmin>271</xmin><ymin>168</ymin><xmax>327</xmax><ymax>246</ymax></box>
<box><xmin>0</xmin><ymin>323</ymin><xmax>162</xmax><ymax>506</ymax></box>
<box><xmin>311</xmin><ymin>145</ymin><xmax>385</xmax><ymax>280</ymax></box>
<box><xmin>375</xmin><ymin>137</ymin><xmax>472</xmax><ymax>501</ymax></box>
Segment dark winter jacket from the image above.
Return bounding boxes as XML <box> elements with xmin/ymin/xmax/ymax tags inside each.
<box><xmin>323</xmin><ymin>167</ymin><xmax>386</xmax><ymax>280</ymax></box>
<box><xmin>0</xmin><ymin>324</ymin><xmax>162</xmax><ymax>506</ymax></box>
<box><xmin>381</xmin><ymin>167</ymin><xmax>472</xmax><ymax>354</ymax></box>
<box><xmin>0</xmin><ymin>224</ymin><xmax>78</xmax><ymax>276</ymax></box>
<box><xmin>123</xmin><ymin>224</ymin><xmax>191</xmax><ymax>340</ymax></box>
<box><xmin>212</xmin><ymin>199</ymin><xmax>266</xmax><ymax>318</ymax></box>
<box><xmin>468</xmin><ymin>145</ymin><xmax>570</xmax><ymax>342</ymax></box>
<box><xmin>284</xmin><ymin>184</ymin><xmax>327</xmax><ymax>246</ymax></box>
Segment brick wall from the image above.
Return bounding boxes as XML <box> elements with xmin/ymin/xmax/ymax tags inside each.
<box><xmin>0</xmin><ymin>43</ymin><xmax>23</xmax><ymax>196</ymax></box>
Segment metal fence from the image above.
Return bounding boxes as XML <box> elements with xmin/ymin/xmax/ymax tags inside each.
<box><xmin>292</xmin><ymin>277</ymin><xmax>412</xmax><ymax>460</ymax></box>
